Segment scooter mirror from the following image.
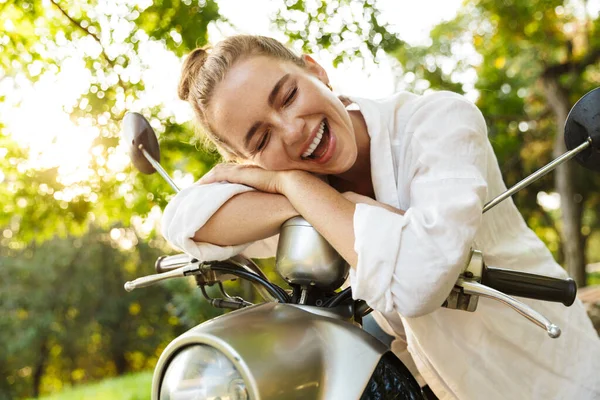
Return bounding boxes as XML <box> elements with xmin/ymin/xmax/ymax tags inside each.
<box><xmin>564</xmin><ymin>87</ymin><xmax>600</xmax><ymax>172</ymax></box>
<box><xmin>122</xmin><ymin>112</ymin><xmax>161</xmax><ymax>174</ymax></box>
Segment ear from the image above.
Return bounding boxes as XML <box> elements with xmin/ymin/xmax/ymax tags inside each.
<box><xmin>301</xmin><ymin>54</ymin><xmax>329</xmax><ymax>85</ymax></box>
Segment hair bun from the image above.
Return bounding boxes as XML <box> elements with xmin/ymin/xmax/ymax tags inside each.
<box><xmin>178</xmin><ymin>47</ymin><xmax>210</xmax><ymax>101</ymax></box>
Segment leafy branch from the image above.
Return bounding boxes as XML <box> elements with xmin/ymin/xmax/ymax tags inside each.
<box><xmin>542</xmin><ymin>47</ymin><xmax>600</xmax><ymax>79</ymax></box>
<box><xmin>50</xmin><ymin>0</ymin><xmax>128</xmax><ymax>96</ymax></box>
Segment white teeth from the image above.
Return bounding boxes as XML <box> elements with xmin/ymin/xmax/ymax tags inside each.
<box><xmin>302</xmin><ymin>121</ymin><xmax>326</xmax><ymax>158</ymax></box>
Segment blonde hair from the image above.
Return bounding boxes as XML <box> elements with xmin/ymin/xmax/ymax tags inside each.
<box><xmin>178</xmin><ymin>35</ymin><xmax>305</xmax><ymax>161</ymax></box>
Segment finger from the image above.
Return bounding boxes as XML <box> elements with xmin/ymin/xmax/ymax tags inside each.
<box><xmin>198</xmin><ymin>165</ymin><xmax>254</xmax><ymax>186</ymax></box>
<box><xmin>198</xmin><ymin>170</ymin><xmax>216</xmax><ymax>184</ymax></box>
<box><xmin>198</xmin><ymin>164</ymin><xmax>237</xmax><ymax>184</ymax></box>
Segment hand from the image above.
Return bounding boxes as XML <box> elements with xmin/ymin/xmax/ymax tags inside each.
<box><xmin>341</xmin><ymin>191</ymin><xmax>405</xmax><ymax>216</ymax></box>
<box><xmin>198</xmin><ymin>163</ymin><xmax>290</xmax><ymax>194</ymax></box>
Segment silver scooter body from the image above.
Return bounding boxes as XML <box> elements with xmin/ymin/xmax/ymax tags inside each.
<box><xmin>152</xmin><ymin>303</ymin><xmax>388</xmax><ymax>400</ymax></box>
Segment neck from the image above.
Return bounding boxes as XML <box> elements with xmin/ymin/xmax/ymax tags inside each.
<box><xmin>331</xmin><ymin>109</ymin><xmax>373</xmax><ymax>196</ymax></box>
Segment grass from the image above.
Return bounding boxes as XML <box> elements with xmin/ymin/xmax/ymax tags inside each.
<box><xmin>34</xmin><ymin>371</ymin><xmax>153</xmax><ymax>400</ymax></box>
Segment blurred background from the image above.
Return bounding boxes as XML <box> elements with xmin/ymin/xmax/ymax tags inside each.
<box><xmin>1</xmin><ymin>0</ymin><xmax>599</xmax><ymax>398</ymax></box>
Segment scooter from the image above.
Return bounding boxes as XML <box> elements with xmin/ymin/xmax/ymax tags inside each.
<box><xmin>122</xmin><ymin>88</ymin><xmax>600</xmax><ymax>400</ymax></box>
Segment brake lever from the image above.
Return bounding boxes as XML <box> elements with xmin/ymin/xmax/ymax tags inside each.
<box><xmin>124</xmin><ymin>262</ymin><xmax>203</xmax><ymax>291</ymax></box>
<box><xmin>456</xmin><ymin>279</ymin><xmax>561</xmax><ymax>338</ymax></box>
<box><xmin>444</xmin><ymin>249</ymin><xmax>561</xmax><ymax>338</ymax></box>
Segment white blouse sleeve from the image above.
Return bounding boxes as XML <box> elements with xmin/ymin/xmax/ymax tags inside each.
<box><xmin>161</xmin><ymin>181</ymin><xmax>277</xmax><ymax>261</ymax></box>
<box><xmin>350</xmin><ymin>92</ymin><xmax>489</xmax><ymax>318</ymax></box>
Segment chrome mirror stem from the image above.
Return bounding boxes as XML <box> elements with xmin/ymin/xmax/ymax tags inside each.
<box><xmin>457</xmin><ymin>279</ymin><xmax>561</xmax><ymax>338</ymax></box>
<box><xmin>139</xmin><ymin>144</ymin><xmax>180</xmax><ymax>193</ymax></box>
<box><xmin>483</xmin><ymin>138</ymin><xmax>591</xmax><ymax>213</ymax></box>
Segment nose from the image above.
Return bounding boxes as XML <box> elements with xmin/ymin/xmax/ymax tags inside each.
<box><xmin>278</xmin><ymin>115</ymin><xmax>305</xmax><ymax>146</ymax></box>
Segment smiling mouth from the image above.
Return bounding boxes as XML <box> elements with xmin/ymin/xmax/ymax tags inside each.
<box><xmin>302</xmin><ymin>119</ymin><xmax>330</xmax><ymax>160</ymax></box>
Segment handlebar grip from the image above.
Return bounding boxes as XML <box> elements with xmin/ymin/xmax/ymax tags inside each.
<box><xmin>481</xmin><ymin>266</ymin><xmax>577</xmax><ymax>306</ymax></box>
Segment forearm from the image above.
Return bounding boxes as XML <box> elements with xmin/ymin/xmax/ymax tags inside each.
<box><xmin>193</xmin><ymin>191</ymin><xmax>299</xmax><ymax>246</ymax></box>
<box><xmin>194</xmin><ymin>166</ymin><xmax>401</xmax><ymax>265</ymax></box>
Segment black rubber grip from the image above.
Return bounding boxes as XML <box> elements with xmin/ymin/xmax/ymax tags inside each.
<box><xmin>481</xmin><ymin>266</ymin><xmax>577</xmax><ymax>306</ymax></box>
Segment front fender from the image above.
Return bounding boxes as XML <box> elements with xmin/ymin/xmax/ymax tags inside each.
<box><xmin>152</xmin><ymin>303</ymin><xmax>388</xmax><ymax>400</ymax></box>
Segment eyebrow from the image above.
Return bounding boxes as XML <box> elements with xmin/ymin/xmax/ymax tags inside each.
<box><xmin>243</xmin><ymin>73</ymin><xmax>291</xmax><ymax>150</ymax></box>
<box><xmin>268</xmin><ymin>73</ymin><xmax>290</xmax><ymax>107</ymax></box>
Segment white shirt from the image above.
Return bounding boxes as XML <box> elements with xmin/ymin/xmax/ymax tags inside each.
<box><xmin>162</xmin><ymin>91</ymin><xmax>600</xmax><ymax>399</ymax></box>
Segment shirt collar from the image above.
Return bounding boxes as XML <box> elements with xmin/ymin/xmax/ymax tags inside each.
<box><xmin>346</xmin><ymin>96</ymin><xmax>400</xmax><ymax>209</ymax></box>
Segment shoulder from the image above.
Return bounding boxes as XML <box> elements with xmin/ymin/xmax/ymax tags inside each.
<box><xmin>414</xmin><ymin>90</ymin><xmax>483</xmax><ymax>114</ymax></box>
<box><xmin>346</xmin><ymin>91</ymin><xmax>419</xmax><ymax>114</ymax></box>
<box><xmin>349</xmin><ymin>90</ymin><xmax>481</xmax><ymax>120</ymax></box>
<box><xmin>406</xmin><ymin>91</ymin><xmax>487</xmax><ymax>133</ymax></box>
<box><xmin>345</xmin><ymin>91</ymin><xmax>487</xmax><ymax>143</ymax></box>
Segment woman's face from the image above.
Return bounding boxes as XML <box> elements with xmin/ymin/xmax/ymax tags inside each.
<box><xmin>207</xmin><ymin>55</ymin><xmax>358</xmax><ymax>175</ymax></box>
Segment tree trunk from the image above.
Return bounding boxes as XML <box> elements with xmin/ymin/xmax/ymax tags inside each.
<box><xmin>112</xmin><ymin>350</ymin><xmax>128</xmax><ymax>375</ymax></box>
<box><xmin>32</xmin><ymin>340</ymin><xmax>48</xmax><ymax>398</ymax></box>
<box><xmin>541</xmin><ymin>76</ymin><xmax>586</xmax><ymax>287</ymax></box>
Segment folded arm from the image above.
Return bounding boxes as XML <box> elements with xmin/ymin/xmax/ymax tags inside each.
<box><xmin>193</xmin><ymin>191</ymin><xmax>299</xmax><ymax>245</ymax></box>
<box><xmin>161</xmin><ymin>182</ymin><xmax>289</xmax><ymax>260</ymax></box>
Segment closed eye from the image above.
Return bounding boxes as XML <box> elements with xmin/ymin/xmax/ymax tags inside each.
<box><xmin>256</xmin><ymin>129</ymin><xmax>271</xmax><ymax>153</ymax></box>
<box><xmin>283</xmin><ymin>87</ymin><xmax>298</xmax><ymax>107</ymax></box>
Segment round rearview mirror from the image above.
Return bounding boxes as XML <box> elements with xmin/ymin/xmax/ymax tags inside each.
<box><xmin>122</xmin><ymin>112</ymin><xmax>161</xmax><ymax>174</ymax></box>
<box><xmin>564</xmin><ymin>87</ymin><xmax>600</xmax><ymax>172</ymax></box>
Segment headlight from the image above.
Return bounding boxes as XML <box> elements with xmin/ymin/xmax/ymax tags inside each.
<box><xmin>159</xmin><ymin>345</ymin><xmax>249</xmax><ymax>400</ymax></box>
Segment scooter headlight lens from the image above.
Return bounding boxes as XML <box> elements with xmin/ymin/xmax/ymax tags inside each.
<box><xmin>159</xmin><ymin>345</ymin><xmax>249</xmax><ymax>400</ymax></box>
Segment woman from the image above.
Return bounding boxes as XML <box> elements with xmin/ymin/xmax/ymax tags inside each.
<box><xmin>162</xmin><ymin>35</ymin><xmax>600</xmax><ymax>399</ymax></box>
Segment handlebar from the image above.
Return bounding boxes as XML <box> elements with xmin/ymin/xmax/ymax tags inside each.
<box><xmin>125</xmin><ymin>256</ymin><xmax>290</xmax><ymax>303</ymax></box>
<box><xmin>128</xmin><ymin>251</ymin><xmax>577</xmax><ymax>338</ymax></box>
<box><xmin>155</xmin><ymin>254</ymin><xmax>194</xmax><ymax>273</ymax></box>
<box><xmin>481</xmin><ymin>266</ymin><xmax>577</xmax><ymax>306</ymax></box>
<box><xmin>450</xmin><ymin>251</ymin><xmax>577</xmax><ymax>338</ymax></box>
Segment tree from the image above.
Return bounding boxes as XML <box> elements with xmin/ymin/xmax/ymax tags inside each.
<box><xmin>445</xmin><ymin>0</ymin><xmax>600</xmax><ymax>286</ymax></box>
<box><xmin>0</xmin><ymin>0</ymin><xmax>223</xmax><ymax>247</ymax></box>
<box><xmin>0</xmin><ymin>228</ymin><xmax>184</xmax><ymax>398</ymax></box>
<box><xmin>1</xmin><ymin>1</ymin><xmax>227</xmax><ymax>397</ymax></box>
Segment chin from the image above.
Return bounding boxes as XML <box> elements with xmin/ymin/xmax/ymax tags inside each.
<box><xmin>329</xmin><ymin>154</ymin><xmax>357</xmax><ymax>175</ymax></box>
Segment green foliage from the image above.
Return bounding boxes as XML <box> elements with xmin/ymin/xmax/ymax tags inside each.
<box><xmin>457</xmin><ymin>0</ymin><xmax>600</xmax><ymax>263</ymax></box>
<box><xmin>32</xmin><ymin>371</ymin><xmax>152</xmax><ymax>400</ymax></box>
<box><xmin>0</xmin><ymin>0</ymin><xmax>225</xmax><ymax>247</ymax></box>
<box><xmin>0</xmin><ymin>228</ymin><xmax>182</xmax><ymax>398</ymax></box>
<box><xmin>0</xmin><ymin>132</ymin><xmax>89</xmax><ymax>244</ymax></box>
<box><xmin>136</xmin><ymin>0</ymin><xmax>221</xmax><ymax>56</ymax></box>
<box><xmin>0</xmin><ymin>1</ymin><xmax>229</xmax><ymax>397</ymax></box>
<box><xmin>275</xmin><ymin>0</ymin><xmax>403</xmax><ymax>66</ymax></box>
